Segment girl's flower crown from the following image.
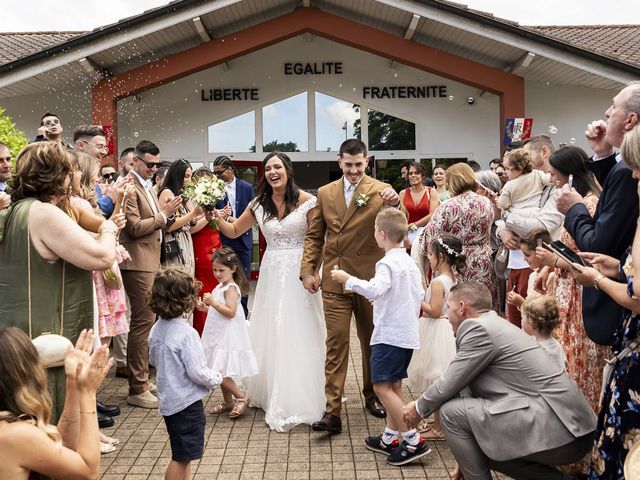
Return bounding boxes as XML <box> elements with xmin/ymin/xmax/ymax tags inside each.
<box><xmin>436</xmin><ymin>237</ymin><xmax>461</xmax><ymax>258</ymax></box>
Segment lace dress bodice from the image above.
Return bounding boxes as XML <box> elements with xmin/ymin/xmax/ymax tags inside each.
<box><xmin>252</xmin><ymin>197</ymin><xmax>316</xmax><ymax>250</ymax></box>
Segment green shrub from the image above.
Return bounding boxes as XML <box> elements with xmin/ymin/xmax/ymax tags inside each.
<box><xmin>0</xmin><ymin>107</ymin><xmax>29</xmax><ymax>161</ymax></box>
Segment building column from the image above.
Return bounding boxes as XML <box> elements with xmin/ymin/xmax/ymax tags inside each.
<box><xmin>92</xmin><ymin>83</ymin><xmax>118</xmax><ymax>166</ymax></box>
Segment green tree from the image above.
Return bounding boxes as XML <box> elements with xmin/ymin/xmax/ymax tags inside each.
<box><xmin>352</xmin><ymin>105</ymin><xmax>415</xmax><ymax>151</ymax></box>
<box><xmin>250</xmin><ymin>140</ymin><xmax>300</xmax><ymax>153</ymax></box>
<box><xmin>0</xmin><ymin>107</ymin><xmax>28</xmax><ymax>160</ymax></box>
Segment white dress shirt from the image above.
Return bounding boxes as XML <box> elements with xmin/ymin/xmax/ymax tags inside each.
<box><xmin>345</xmin><ymin>247</ymin><xmax>423</xmax><ymax>349</ymax></box>
<box><xmin>149</xmin><ymin>318</ymin><xmax>223</xmax><ymax>416</ymax></box>
<box><xmin>131</xmin><ymin>169</ymin><xmax>160</xmax><ymax>216</ymax></box>
<box><xmin>226</xmin><ymin>177</ymin><xmax>237</xmax><ymax>217</ymax></box>
<box><xmin>343</xmin><ymin>176</ymin><xmax>361</xmax><ymax>207</ymax></box>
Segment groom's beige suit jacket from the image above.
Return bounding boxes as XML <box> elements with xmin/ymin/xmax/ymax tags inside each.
<box><xmin>300</xmin><ymin>175</ymin><xmax>393</xmax><ymax>291</ymax></box>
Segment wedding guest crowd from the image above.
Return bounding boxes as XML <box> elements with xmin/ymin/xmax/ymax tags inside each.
<box><xmin>1</xmin><ymin>81</ymin><xmax>640</xmax><ymax>479</ymax></box>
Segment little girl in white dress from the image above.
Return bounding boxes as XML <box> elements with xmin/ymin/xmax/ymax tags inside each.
<box><xmin>200</xmin><ymin>247</ymin><xmax>258</xmax><ymax>419</ymax></box>
<box><xmin>407</xmin><ymin>234</ymin><xmax>466</xmax><ymax>440</ymax></box>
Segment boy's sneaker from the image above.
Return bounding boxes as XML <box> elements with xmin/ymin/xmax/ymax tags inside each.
<box><xmin>387</xmin><ymin>438</ymin><xmax>431</xmax><ymax>466</ymax></box>
<box><xmin>364</xmin><ymin>435</ymin><xmax>400</xmax><ymax>455</ymax></box>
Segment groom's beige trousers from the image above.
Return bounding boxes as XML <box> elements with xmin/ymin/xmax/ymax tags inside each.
<box><xmin>322</xmin><ymin>290</ymin><xmax>375</xmax><ymax>416</ymax></box>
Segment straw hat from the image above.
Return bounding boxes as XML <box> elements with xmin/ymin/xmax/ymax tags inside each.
<box><xmin>625</xmin><ymin>441</ymin><xmax>640</xmax><ymax>479</ymax></box>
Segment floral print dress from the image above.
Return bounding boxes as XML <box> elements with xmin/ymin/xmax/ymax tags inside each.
<box><xmin>420</xmin><ymin>190</ymin><xmax>496</xmax><ymax>306</ymax></box>
<box><xmin>589</xmin><ymin>252</ymin><xmax>640</xmax><ymax>479</ymax></box>
<box><xmin>552</xmin><ymin>193</ymin><xmax>609</xmax><ymax>414</ymax></box>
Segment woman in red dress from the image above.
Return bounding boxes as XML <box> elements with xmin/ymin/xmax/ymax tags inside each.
<box><xmin>399</xmin><ymin>162</ymin><xmax>439</xmax><ymax>250</ymax></box>
<box><xmin>191</xmin><ymin>167</ymin><xmax>223</xmax><ymax>335</ymax></box>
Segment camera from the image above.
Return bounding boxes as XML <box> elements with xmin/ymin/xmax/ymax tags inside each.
<box><xmin>467</xmin><ymin>96</ymin><xmax>475</xmax><ymax>105</ymax></box>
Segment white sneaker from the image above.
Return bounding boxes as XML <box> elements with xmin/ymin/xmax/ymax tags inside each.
<box><xmin>127</xmin><ymin>390</ymin><xmax>158</xmax><ymax>409</ymax></box>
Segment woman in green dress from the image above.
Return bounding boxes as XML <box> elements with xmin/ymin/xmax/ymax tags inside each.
<box><xmin>0</xmin><ymin>142</ymin><xmax>119</xmax><ymax>421</ymax></box>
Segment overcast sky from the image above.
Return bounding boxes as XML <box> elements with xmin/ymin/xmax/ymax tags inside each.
<box><xmin>0</xmin><ymin>0</ymin><xmax>636</xmax><ymax>31</ymax></box>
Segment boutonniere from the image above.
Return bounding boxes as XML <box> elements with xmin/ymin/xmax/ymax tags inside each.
<box><xmin>354</xmin><ymin>193</ymin><xmax>370</xmax><ymax>207</ymax></box>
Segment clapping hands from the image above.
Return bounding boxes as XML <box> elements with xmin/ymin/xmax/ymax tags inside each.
<box><xmin>0</xmin><ymin>191</ymin><xmax>10</xmax><ymax>210</ymax></box>
<box><xmin>64</xmin><ymin>329</ymin><xmax>113</xmax><ymax>393</ymax></box>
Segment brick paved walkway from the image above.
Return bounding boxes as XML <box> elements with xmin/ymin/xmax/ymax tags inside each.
<box><xmin>98</xmin><ymin>324</ymin><xmax>506</xmax><ymax>480</ymax></box>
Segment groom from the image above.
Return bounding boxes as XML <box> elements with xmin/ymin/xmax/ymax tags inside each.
<box><xmin>301</xmin><ymin>139</ymin><xmax>402</xmax><ymax>434</ymax></box>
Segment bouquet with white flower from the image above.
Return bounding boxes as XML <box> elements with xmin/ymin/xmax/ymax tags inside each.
<box><xmin>183</xmin><ymin>175</ymin><xmax>227</xmax><ymax>228</ymax></box>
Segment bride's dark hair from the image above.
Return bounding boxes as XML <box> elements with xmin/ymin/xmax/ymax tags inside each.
<box><xmin>255</xmin><ymin>152</ymin><xmax>300</xmax><ymax>221</ymax></box>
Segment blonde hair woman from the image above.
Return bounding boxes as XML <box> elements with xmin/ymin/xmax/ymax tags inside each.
<box><xmin>0</xmin><ymin>327</ymin><xmax>112</xmax><ymax>479</ymax></box>
<box><xmin>71</xmin><ymin>152</ymin><xmax>130</xmax><ymax>350</ymax></box>
<box><xmin>419</xmin><ymin>162</ymin><xmax>497</xmax><ymax>306</ymax></box>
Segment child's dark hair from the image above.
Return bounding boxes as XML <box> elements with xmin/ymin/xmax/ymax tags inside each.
<box><xmin>212</xmin><ymin>247</ymin><xmax>250</xmax><ymax>295</ymax></box>
<box><xmin>521</xmin><ymin>295</ymin><xmax>561</xmax><ymax>336</ymax></box>
<box><xmin>520</xmin><ymin>228</ymin><xmax>552</xmax><ymax>251</ymax></box>
<box><xmin>149</xmin><ymin>267</ymin><xmax>202</xmax><ymax>319</ymax></box>
<box><xmin>429</xmin><ymin>234</ymin><xmax>466</xmax><ymax>273</ymax></box>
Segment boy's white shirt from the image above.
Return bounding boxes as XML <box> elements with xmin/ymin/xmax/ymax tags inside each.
<box><xmin>345</xmin><ymin>247</ymin><xmax>424</xmax><ymax>349</ymax></box>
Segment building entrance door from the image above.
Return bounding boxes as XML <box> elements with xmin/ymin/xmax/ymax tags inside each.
<box><xmin>230</xmin><ymin>160</ymin><xmax>264</xmax><ymax>280</ymax></box>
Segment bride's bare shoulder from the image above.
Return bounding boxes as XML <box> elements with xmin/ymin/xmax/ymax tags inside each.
<box><xmin>297</xmin><ymin>190</ymin><xmax>314</xmax><ymax>205</ymax></box>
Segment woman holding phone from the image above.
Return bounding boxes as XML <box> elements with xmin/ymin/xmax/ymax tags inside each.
<box><xmin>534</xmin><ymin>146</ymin><xmax>607</xmax><ymax>419</ymax></box>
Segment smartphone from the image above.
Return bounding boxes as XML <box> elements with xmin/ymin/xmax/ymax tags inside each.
<box><xmin>543</xmin><ymin>241</ymin><xmax>590</xmax><ymax>267</ymax></box>
<box><xmin>568</xmin><ymin>174</ymin><xmax>574</xmax><ymax>188</ymax></box>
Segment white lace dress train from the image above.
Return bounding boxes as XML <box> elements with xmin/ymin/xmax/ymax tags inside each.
<box><xmin>246</xmin><ymin>197</ymin><xmax>327</xmax><ymax>431</ymax></box>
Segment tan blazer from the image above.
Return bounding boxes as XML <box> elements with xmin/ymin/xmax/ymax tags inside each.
<box><xmin>119</xmin><ymin>174</ymin><xmax>166</xmax><ymax>272</ymax></box>
<box><xmin>301</xmin><ymin>175</ymin><xmax>397</xmax><ymax>294</ymax></box>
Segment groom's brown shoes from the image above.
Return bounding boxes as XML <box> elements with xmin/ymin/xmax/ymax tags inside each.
<box><xmin>365</xmin><ymin>397</ymin><xmax>387</xmax><ymax>418</ymax></box>
<box><xmin>312</xmin><ymin>413</ymin><xmax>342</xmax><ymax>434</ymax></box>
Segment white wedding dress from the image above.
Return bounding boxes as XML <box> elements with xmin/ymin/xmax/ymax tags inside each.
<box><xmin>246</xmin><ymin>197</ymin><xmax>327</xmax><ymax>432</ymax></box>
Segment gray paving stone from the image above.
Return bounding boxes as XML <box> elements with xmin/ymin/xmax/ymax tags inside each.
<box><xmin>96</xmin><ymin>323</ymin><xmax>509</xmax><ymax>479</ymax></box>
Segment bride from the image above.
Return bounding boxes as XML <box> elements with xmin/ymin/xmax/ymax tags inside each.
<box><xmin>214</xmin><ymin>152</ymin><xmax>326</xmax><ymax>431</ymax></box>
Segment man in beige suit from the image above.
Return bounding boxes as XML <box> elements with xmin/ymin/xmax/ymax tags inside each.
<box><xmin>120</xmin><ymin>140</ymin><xmax>181</xmax><ymax>408</ymax></box>
<box><xmin>301</xmin><ymin>139</ymin><xmax>401</xmax><ymax>433</ymax></box>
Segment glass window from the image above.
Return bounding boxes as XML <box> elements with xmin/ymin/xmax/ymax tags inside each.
<box><xmin>367</xmin><ymin>109</ymin><xmax>416</xmax><ymax>151</ymax></box>
<box><xmin>262</xmin><ymin>92</ymin><xmax>308</xmax><ymax>152</ymax></box>
<box><xmin>315</xmin><ymin>92</ymin><xmax>359</xmax><ymax>152</ymax></box>
<box><xmin>208</xmin><ymin>111</ymin><xmax>255</xmax><ymax>153</ymax></box>
<box><xmin>373</xmin><ymin>158</ymin><xmax>414</xmax><ymax>192</ymax></box>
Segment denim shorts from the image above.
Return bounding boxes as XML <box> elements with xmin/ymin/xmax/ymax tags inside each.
<box><xmin>164</xmin><ymin>400</ymin><xmax>206</xmax><ymax>462</ymax></box>
<box><xmin>370</xmin><ymin>343</ymin><xmax>413</xmax><ymax>384</ymax></box>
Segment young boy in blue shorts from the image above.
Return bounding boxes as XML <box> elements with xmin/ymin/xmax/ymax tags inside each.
<box><xmin>148</xmin><ymin>267</ymin><xmax>223</xmax><ymax>480</ymax></box>
<box><xmin>331</xmin><ymin>207</ymin><xmax>428</xmax><ymax>466</ymax></box>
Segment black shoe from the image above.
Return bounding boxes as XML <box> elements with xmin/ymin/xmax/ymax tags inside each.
<box><xmin>115</xmin><ymin>366</ymin><xmax>129</xmax><ymax>379</ymax></box>
<box><xmin>387</xmin><ymin>439</ymin><xmax>431</xmax><ymax>466</ymax></box>
<box><xmin>365</xmin><ymin>397</ymin><xmax>387</xmax><ymax>418</ymax></box>
<box><xmin>97</xmin><ymin>401</ymin><xmax>120</xmax><ymax>417</ymax></box>
<box><xmin>311</xmin><ymin>412</ymin><xmax>342</xmax><ymax>434</ymax></box>
<box><xmin>98</xmin><ymin>413</ymin><xmax>114</xmax><ymax>428</ymax></box>
<box><xmin>364</xmin><ymin>435</ymin><xmax>400</xmax><ymax>455</ymax></box>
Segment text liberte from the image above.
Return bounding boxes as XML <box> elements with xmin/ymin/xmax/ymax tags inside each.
<box><xmin>200</xmin><ymin>88</ymin><xmax>260</xmax><ymax>101</ymax></box>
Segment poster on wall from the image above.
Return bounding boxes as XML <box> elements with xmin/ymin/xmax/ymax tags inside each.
<box><xmin>503</xmin><ymin>118</ymin><xmax>533</xmax><ymax>146</ymax></box>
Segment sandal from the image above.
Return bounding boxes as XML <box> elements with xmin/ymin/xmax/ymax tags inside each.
<box><xmin>209</xmin><ymin>402</ymin><xmax>233</xmax><ymax>415</ymax></box>
<box><xmin>421</xmin><ymin>427</ymin><xmax>446</xmax><ymax>441</ymax></box>
<box><xmin>100</xmin><ymin>441</ymin><xmax>117</xmax><ymax>454</ymax></box>
<box><xmin>417</xmin><ymin>419</ymin><xmax>433</xmax><ymax>433</ymax></box>
<box><xmin>229</xmin><ymin>398</ymin><xmax>250</xmax><ymax>419</ymax></box>
<box><xmin>99</xmin><ymin>432</ymin><xmax>120</xmax><ymax>446</ymax></box>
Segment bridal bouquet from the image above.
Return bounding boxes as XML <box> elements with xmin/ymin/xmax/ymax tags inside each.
<box><xmin>183</xmin><ymin>175</ymin><xmax>227</xmax><ymax>228</ymax></box>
